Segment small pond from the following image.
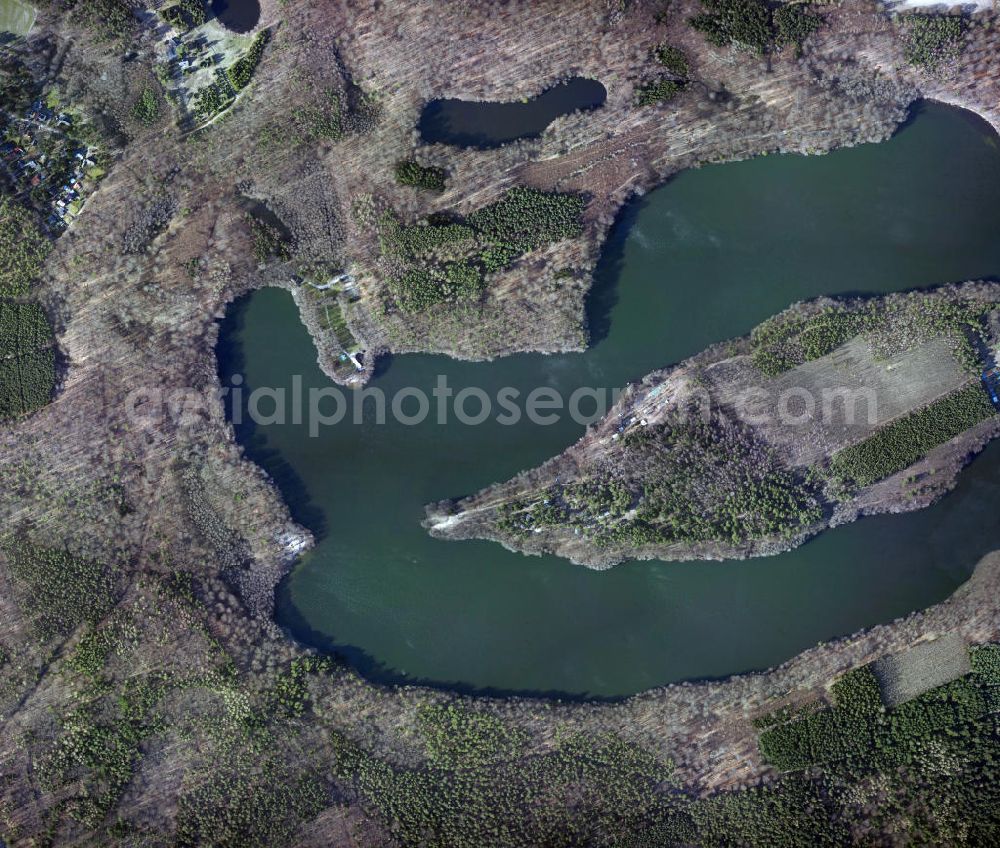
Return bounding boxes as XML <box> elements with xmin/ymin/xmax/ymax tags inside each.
<box><xmin>211</xmin><ymin>0</ymin><xmax>261</xmax><ymax>34</ymax></box>
<box><xmin>418</xmin><ymin>78</ymin><xmax>608</xmax><ymax>149</ymax></box>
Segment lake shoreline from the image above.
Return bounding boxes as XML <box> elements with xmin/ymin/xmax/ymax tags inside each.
<box><xmin>231</xmin><ymin>99</ymin><xmax>1000</xmax><ymax>697</ymax></box>
<box><xmin>210</xmin><ymin>4</ymin><xmax>1000</xmax><ymax>697</ymax></box>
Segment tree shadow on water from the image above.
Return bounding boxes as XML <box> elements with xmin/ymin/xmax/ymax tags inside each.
<box><xmin>272</xmin><ymin>576</ymin><xmax>631</xmax><ymax>703</ymax></box>
<box><xmin>583</xmin><ymin>194</ymin><xmax>647</xmax><ymax>347</ymax></box>
<box><xmin>215</xmin><ymin>294</ymin><xmax>328</xmax><ymax>540</ymax></box>
<box><xmin>370</xmin><ymin>350</ymin><xmax>394</xmax><ymax>381</ymax></box>
<box><xmin>238</xmin><ymin>429</ymin><xmax>328</xmax><ymax>540</ymax></box>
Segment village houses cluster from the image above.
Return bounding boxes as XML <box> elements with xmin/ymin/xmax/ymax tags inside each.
<box><xmin>0</xmin><ymin>98</ymin><xmax>97</xmax><ymax>234</ymax></box>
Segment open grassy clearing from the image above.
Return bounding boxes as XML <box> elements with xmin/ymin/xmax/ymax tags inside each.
<box><xmin>153</xmin><ymin>17</ymin><xmax>264</xmax><ymax>127</ymax></box>
<box><xmin>873</xmin><ymin>633</ymin><xmax>971</xmax><ymax>709</ymax></box>
<box><xmin>0</xmin><ymin>0</ymin><xmax>34</xmax><ymax>38</ymax></box>
<box><xmin>709</xmin><ymin>334</ymin><xmax>970</xmax><ymax>466</ymax></box>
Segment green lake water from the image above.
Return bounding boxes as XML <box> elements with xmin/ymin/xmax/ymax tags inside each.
<box><xmin>218</xmin><ymin>102</ymin><xmax>1000</xmax><ymax>698</ymax></box>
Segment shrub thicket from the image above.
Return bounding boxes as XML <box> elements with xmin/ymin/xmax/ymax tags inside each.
<box><xmin>332</xmin><ymin>719</ymin><xmax>675</xmax><ymax>847</ymax></box>
<box><xmin>0</xmin><ymin>57</ymin><xmax>39</xmax><ymax>114</ymax></box>
<box><xmin>131</xmin><ymin>87</ymin><xmax>160</xmax><ymax>126</ymax></box>
<box><xmin>175</xmin><ymin>755</ymin><xmax>327</xmax><ymax>847</ymax></box>
<box><xmin>754</xmin><ymin>656</ymin><xmax>1000</xmax><ymax>834</ymax></box>
<box><xmin>321</xmin><ymin>653</ymin><xmax>1000</xmax><ymax>844</ymax></box>
<box><xmin>0</xmin><ymin>198</ymin><xmax>50</xmax><ymax>297</ymax></box>
<box><xmin>901</xmin><ymin>14</ymin><xmax>966</xmax><ymax>70</ymax></box>
<box><xmin>227</xmin><ymin>30</ymin><xmax>270</xmax><ymax>91</ymax></box>
<box><xmin>971</xmin><ymin>644</ymin><xmax>1000</xmax><ymax>685</ymax></box>
<box><xmin>382</xmin><ymin>219</ymin><xmax>476</xmax><ymax>258</ymax></box>
<box><xmin>39</xmin><ymin>677</ymin><xmax>164</xmax><ymax>827</ymax></box>
<box><xmin>690</xmin><ymin>0</ymin><xmax>773</xmax><ymax>54</ymax></box>
<box><xmin>382</xmin><ymin>187</ymin><xmax>584</xmax><ymax>312</ymax></box>
<box><xmin>5</xmin><ymin>348</ymin><xmax>56</xmax><ymax>417</ymax></box>
<box><xmin>160</xmin><ymin>0</ymin><xmax>206</xmax><ymax>30</ymax></box>
<box><xmin>499</xmin><ymin>403</ymin><xmax>823</xmax><ymax>548</ymax></box>
<box><xmin>773</xmin><ymin>4</ymin><xmax>822</xmax><ymax>52</ymax></box>
<box><xmin>50</xmin><ymin>0</ymin><xmax>138</xmax><ymax>40</ymax></box>
<box><xmin>3</xmin><ymin>539</ymin><xmax>119</xmax><ymax>640</ymax></box>
<box><xmin>654</xmin><ymin>44</ymin><xmax>689</xmax><ymax>77</ymax></box>
<box><xmin>831</xmin><ymin>666</ymin><xmax>884</xmax><ymax>716</ymax></box>
<box><xmin>757</xmin><ymin>667</ymin><xmax>887</xmax><ymax>770</ymax></box>
<box><xmin>293</xmin><ymin>89</ymin><xmax>343</xmax><ymax>141</ymax></box>
<box><xmin>417</xmin><ymin>704</ymin><xmax>528</xmax><ymax>769</ymax></box>
<box><xmin>390</xmin><ymin>262</ymin><xmax>484</xmax><ymax>312</ymax></box>
<box><xmin>636</xmin><ymin>79</ymin><xmax>684</xmax><ymax>106</ymax></box>
<box><xmin>690</xmin><ymin>0</ymin><xmax>822</xmax><ymax>55</ymax></box>
<box><xmin>247</xmin><ymin>214</ymin><xmax>290</xmax><ymax>262</ymax></box>
<box><xmin>194</xmin><ymin>82</ymin><xmax>229</xmax><ymax>120</ymax></box>
<box><xmin>465</xmin><ymin>186</ymin><xmax>585</xmax><ymax>254</ymax></box>
<box><xmin>0</xmin><ymin>301</ymin><xmax>51</xmax><ymax>357</ymax></box>
<box><xmin>394</xmin><ymin>159</ymin><xmax>447</xmax><ymax>191</ymax></box>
